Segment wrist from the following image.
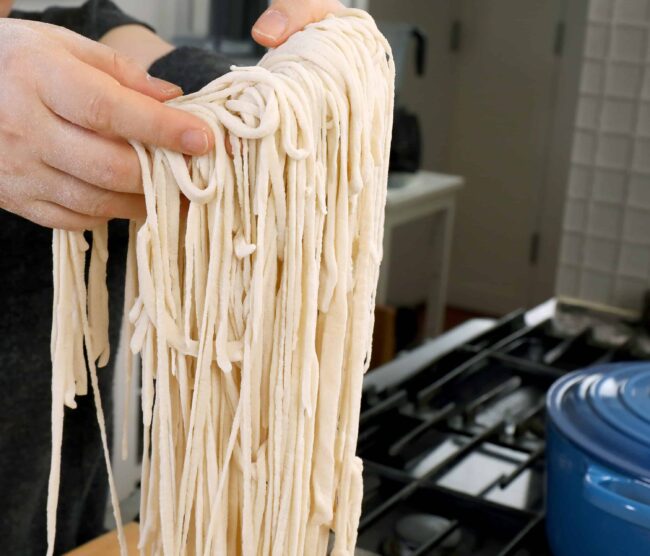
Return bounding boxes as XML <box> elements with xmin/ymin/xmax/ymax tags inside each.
<box><xmin>100</xmin><ymin>24</ymin><xmax>174</xmax><ymax>70</ymax></box>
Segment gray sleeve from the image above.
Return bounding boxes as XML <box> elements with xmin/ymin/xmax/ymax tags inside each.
<box><xmin>147</xmin><ymin>46</ymin><xmax>235</xmax><ymax>94</ymax></box>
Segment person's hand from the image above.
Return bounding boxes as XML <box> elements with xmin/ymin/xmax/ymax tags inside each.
<box><xmin>252</xmin><ymin>0</ymin><xmax>344</xmax><ymax>48</ymax></box>
<box><xmin>0</xmin><ymin>19</ymin><xmax>215</xmax><ymax>231</ymax></box>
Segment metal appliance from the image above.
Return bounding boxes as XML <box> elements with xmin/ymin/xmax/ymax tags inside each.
<box><xmin>356</xmin><ymin>298</ymin><xmax>650</xmax><ymax>555</ymax></box>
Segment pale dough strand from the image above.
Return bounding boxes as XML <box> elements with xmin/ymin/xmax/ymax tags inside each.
<box><xmin>48</xmin><ymin>9</ymin><xmax>393</xmax><ymax>556</ymax></box>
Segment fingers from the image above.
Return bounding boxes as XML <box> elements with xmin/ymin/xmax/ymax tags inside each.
<box><xmin>225</xmin><ymin>133</ymin><xmax>234</xmax><ymax>158</ymax></box>
<box><xmin>26</xmin><ymin>200</ymin><xmax>107</xmax><ymax>232</ymax></box>
<box><xmin>76</xmin><ymin>42</ymin><xmax>182</xmax><ymax>102</ymax></box>
<box><xmin>36</xmin><ymin>164</ymin><xmax>146</xmax><ymax>221</ymax></box>
<box><xmin>44</xmin><ymin>23</ymin><xmax>182</xmax><ymax>102</ymax></box>
<box><xmin>41</xmin><ymin>115</ymin><xmax>143</xmax><ymax>194</ymax></box>
<box><xmin>35</xmin><ymin>54</ymin><xmax>215</xmax><ymax>156</ymax></box>
<box><xmin>252</xmin><ymin>0</ymin><xmax>344</xmax><ymax>47</ymax></box>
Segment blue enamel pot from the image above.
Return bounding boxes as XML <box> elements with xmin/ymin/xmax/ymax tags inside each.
<box><xmin>546</xmin><ymin>363</ymin><xmax>650</xmax><ymax>556</ymax></box>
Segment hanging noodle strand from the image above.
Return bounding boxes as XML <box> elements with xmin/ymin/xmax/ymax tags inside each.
<box><xmin>48</xmin><ymin>9</ymin><xmax>394</xmax><ymax>555</ymax></box>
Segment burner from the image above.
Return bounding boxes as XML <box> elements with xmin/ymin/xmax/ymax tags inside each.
<box><xmin>591</xmin><ymin>322</ymin><xmax>632</xmax><ymax>348</ymax></box>
<box><xmin>630</xmin><ymin>334</ymin><xmax>650</xmax><ymax>359</ymax></box>
<box><xmin>550</xmin><ymin>310</ymin><xmax>589</xmax><ymax>337</ymax></box>
<box><xmin>356</xmin><ymin>303</ymin><xmax>650</xmax><ymax>555</ymax></box>
<box><xmin>380</xmin><ymin>514</ymin><xmax>463</xmax><ymax>555</ymax></box>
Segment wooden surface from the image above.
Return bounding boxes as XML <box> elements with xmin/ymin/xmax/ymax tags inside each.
<box><xmin>65</xmin><ymin>523</ymin><xmax>139</xmax><ymax>556</ymax></box>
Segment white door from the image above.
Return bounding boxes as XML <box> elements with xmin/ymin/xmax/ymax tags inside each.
<box><xmin>446</xmin><ymin>0</ymin><xmax>568</xmax><ymax>315</ymax></box>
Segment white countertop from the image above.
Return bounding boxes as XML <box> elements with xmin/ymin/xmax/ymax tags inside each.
<box><xmin>386</xmin><ymin>171</ymin><xmax>464</xmax><ymax>208</ymax></box>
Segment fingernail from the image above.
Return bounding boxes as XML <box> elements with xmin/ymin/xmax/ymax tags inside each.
<box><xmin>181</xmin><ymin>129</ymin><xmax>209</xmax><ymax>155</ymax></box>
<box><xmin>147</xmin><ymin>74</ymin><xmax>183</xmax><ymax>96</ymax></box>
<box><xmin>253</xmin><ymin>9</ymin><xmax>288</xmax><ymax>41</ymax></box>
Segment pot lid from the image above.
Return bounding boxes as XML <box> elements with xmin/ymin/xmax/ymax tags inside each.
<box><xmin>547</xmin><ymin>362</ymin><xmax>650</xmax><ymax>480</ymax></box>
<box><xmin>593</xmin><ymin>367</ymin><xmax>650</xmax><ymax>445</ymax></box>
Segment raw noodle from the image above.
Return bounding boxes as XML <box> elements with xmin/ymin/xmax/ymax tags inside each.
<box><xmin>48</xmin><ymin>9</ymin><xmax>394</xmax><ymax>555</ymax></box>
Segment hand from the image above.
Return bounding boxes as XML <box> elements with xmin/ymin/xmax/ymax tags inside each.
<box><xmin>0</xmin><ymin>19</ymin><xmax>215</xmax><ymax>231</ymax></box>
<box><xmin>252</xmin><ymin>0</ymin><xmax>344</xmax><ymax>48</ymax></box>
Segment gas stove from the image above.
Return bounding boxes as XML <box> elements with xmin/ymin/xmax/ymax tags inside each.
<box><xmin>355</xmin><ymin>298</ymin><xmax>650</xmax><ymax>556</ymax></box>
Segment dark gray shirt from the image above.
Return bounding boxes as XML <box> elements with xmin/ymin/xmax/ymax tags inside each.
<box><xmin>3</xmin><ymin>3</ymin><xmax>230</xmax><ymax>553</ymax></box>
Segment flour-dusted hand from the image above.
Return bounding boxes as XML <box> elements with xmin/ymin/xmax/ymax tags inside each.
<box><xmin>0</xmin><ymin>19</ymin><xmax>215</xmax><ymax>231</ymax></box>
<box><xmin>252</xmin><ymin>0</ymin><xmax>344</xmax><ymax>47</ymax></box>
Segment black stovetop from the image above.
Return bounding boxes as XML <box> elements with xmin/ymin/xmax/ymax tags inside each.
<box><xmin>356</xmin><ymin>303</ymin><xmax>650</xmax><ymax>556</ymax></box>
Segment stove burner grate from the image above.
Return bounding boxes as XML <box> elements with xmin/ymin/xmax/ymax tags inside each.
<box><xmin>357</xmin><ymin>306</ymin><xmax>650</xmax><ymax>555</ymax></box>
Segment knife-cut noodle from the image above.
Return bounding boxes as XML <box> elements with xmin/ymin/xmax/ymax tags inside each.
<box><xmin>48</xmin><ymin>9</ymin><xmax>394</xmax><ymax>555</ymax></box>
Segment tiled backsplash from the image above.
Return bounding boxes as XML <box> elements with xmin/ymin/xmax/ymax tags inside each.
<box><xmin>557</xmin><ymin>0</ymin><xmax>650</xmax><ymax>311</ymax></box>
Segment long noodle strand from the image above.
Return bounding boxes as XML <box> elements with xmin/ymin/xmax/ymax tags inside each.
<box><xmin>48</xmin><ymin>10</ymin><xmax>394</xmax><ymax>555</ymax></box>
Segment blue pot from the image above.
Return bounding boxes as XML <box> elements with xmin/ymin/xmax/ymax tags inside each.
<box><xmin>546</xmin><ymin>363</ymin><xmax>650</xmax><ymax>556</ymax></box>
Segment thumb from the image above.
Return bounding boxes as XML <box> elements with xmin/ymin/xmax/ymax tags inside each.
<box><xmin>252</xmin><ymin>0</ymin><xmax>344</xmax><ymax>48</ymax></box>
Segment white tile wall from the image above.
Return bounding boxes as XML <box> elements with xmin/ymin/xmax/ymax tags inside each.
<box><xmin>569</xmin><ymin>166</ymin><xmax>593</xmax><ymax>198</ymax></box>
<box><xmin>620</xmin><ymin>242</ymin><xmax>650</xmax><ymax>276</ymax></box>
<box><xmin>588</xmin><ymin>202</ymin><xmax>623</xmax><ymax>237</ymax></box>
<box><xmin>638</xmin><ymin>102</ymin><xmax>650</xmax><ymax>133</ymax></box>
<box><xmin>596</xmin><ymin>133</ymin><xmax>632</xmax><ymax>167</ymax></box>
<box><xmin>573</xmin><ymin>131</ymin><xmax>598</xmax><ymax>163</ymax></box>
<box><xmin>634</xmin><ymin>138</ymin><xmax>650</xmax><ymax>171</ymax></box>
<box><xmin>623</xmin><ymin>207</ymin><xmax>650</xmax><ymax>242</ymax></box>
<box><xmin>561</xmin><ymin>233</ymin><xmax>584</xmax><ymax>263</ymax></box>
<box><xmin>612</xmin><ymin>26</ymin><xmax>646</xmax><ymax>61</ymax></box>
<box><xmin>587</xmin><ymin>24</ymin><xmax>611</xmax><ymax>57</ymax></box>
<box><xmin>643</xmin><ymin>68</ymin><xmax>650</xmax><ymax>97</ymax></box>
<box><xmin>614</xmin><ymin>0</ymin><xmax>650</xmax><ymax>21</ymax></box>
<box><xmin>629</xmin><ymin>172</ymin><xmax>650</xmax><ymax>205</ymax></box>
<box><xmin>584</xmin><ymin>237</ymin><xmax>619</xmax><ymax>270</ymax></box>
<box><xmin>602</xmin><ymin>98</ymin><xmax>637</xmax><ymax>131</ymax></box>
<box><xmin>614</xmin><ymin>275</ymin><xmax>648</xmax><ymax>306</ymax></box>
<box><xmin>564</xmin><ymin>198</ymin><xmax>589</xmax><ymax>231</ymax></box>
<box><xmin>580</xmin><ymin>269</ymin><xmax>614</xmax><ymax>302</ymax></box>
<box><xmin>594</xmin><ymin>168</ymin><xmax>627</xmax><ymax>201</ymax></box>
<box><xmin>578</xmin><ymin>96</ymin><xmax>601</xmax><ymax>127</ymax></box>
<box><xmin>590</xmin><ymin>0</ymin><xmax>614</xmax><ymax>22</ymax></box>
<box><xmin>557</xmin><ymin>266</ymin><xmax>581</xmax><ymax>296</ymax></box>
<box><xmin>557</xmin><ymin>0</ymin><xmax>650</xmax><ymax>311</ymax></box>
<box><xmin>605</xmin><ymin>63</ymin><xmax>643</xmax><ymax>97</ymax></box>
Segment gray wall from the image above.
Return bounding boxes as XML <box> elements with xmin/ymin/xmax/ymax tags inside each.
<box><xmin>368</xmin><ymin>0</ymin><xmax>456</xmax><ymax>171</ymax></box>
